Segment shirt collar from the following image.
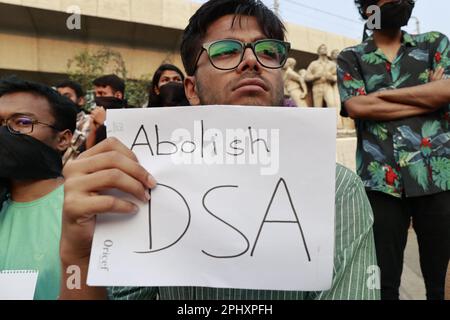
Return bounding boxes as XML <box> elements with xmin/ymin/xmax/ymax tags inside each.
<box><xmin>362</xmin><ymin>31</ymin><xmax>417</xmax><ymax>54</ymax></box>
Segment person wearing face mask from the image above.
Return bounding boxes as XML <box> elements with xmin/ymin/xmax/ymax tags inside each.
<box><xmin>147</xmin><ymin>64</ymin><xmax>187</xmax><ymax>107</ymax></box>
<box><xmin>55</xmin><ymin>80</ymin><xmax>92</xmax><ymax>165</ymax></box>
<box><xmin>87</xmin><ymin>74</ymin><xmax>128</xmax><ymax>149</ymax></box>
<box><xmin>0</xmin><ymin>76</ymin><xmax>77</xmax><ymax>300</ymax></box>
<box><xmin>157</xmin><ymin>82</ymin><xmax>190</xmax><ymax>107</ymax></box>
<box><xmin>338</xmin><ymin>0</ymin><xmax>450</xmax><ymax>300</ymax></box>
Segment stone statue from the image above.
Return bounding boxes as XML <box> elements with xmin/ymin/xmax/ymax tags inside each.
<box><xmin>298</xmin><ymin>68</ymin><xmax>307</xmax><ymax>80</ymax></box>
<box><xmin>328</xmin><ymin>49</ymin><xmax>341</xmax><ymax>105</ymax></box>
<box><xmin>328</xmin><ymin>49</ymin><xmax>344</xmax><ymax>130</ymax></box>
<box><xmin>329</xmin><ymin>49</ymin><xmax>355</xmax><ymax>132</ymax></box>
<box><xmin>305</xmin><ymin>44</ymin><xmax>336</xmax><ymax>109</ymax></box>
<box><xmin>283</xmin><ymin>57</ymin><xmax>308</xmax><ymax>107</ymax></box>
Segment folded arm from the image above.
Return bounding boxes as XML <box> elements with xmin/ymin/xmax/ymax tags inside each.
<box><xmin>345</xmin><ymin>75</ymin><xmax>450</xmax><ymax>121</ymax></box>
<box><xmin>344</xmin><ymin>94</ymin><xmax>434</xmax><ymax>121</ymax></box>
<box><xmin>375</xmin><ymin>78</ymin><xmax>450</xmax><ymax>110</ymax></box>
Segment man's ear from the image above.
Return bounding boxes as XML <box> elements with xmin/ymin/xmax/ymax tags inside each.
<box><xmin>55</xmin><ymin>129</ymin><xmax>73</xmax><ymax>153</ymax></box>
<box><xmin>78</xmin><ymin>97</ymin><xmax>86</xmax><ymax>107</ymax></box>
<box><xmin>184</xmin><ymin>76</ymin><xmax>200</xmax><ymax>106</ymax></box>
<box><xmin>114</xmin><ymin>91</ymin><xmax>124</xmax><ymax>100</ymax></box>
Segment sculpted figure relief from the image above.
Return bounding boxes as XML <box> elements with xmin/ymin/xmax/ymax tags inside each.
<box><xmin>282</xmin><ymin>58</ymin><xmax>308</xmax><ymax>107</ymax></box>
<box><xmin>305</xmin><ymin>44</ymin><xmax>336</xmax><ymax>109</ymax></box>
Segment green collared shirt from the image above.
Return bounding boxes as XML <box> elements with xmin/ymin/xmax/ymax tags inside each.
<box><xmin>108</xmin><ymin>165</ymin><xmax>380</xmax><ymax>300</ymax></box>
<box><xmin>338</xmin><ymin>31</ymin><xmax>450</xmax><ymax>198</ymax></box>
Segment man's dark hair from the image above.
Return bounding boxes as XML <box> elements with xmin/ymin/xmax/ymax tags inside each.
<box><xmin>0</xmin><ymin>76</ymin><xmax>77</xmax><ymax>133</ymax></box>
<box><xmin>354</xmin><ymin>0</ymin><xmax>379</xmax><ymax>19</ymax></box>
<box><xmin>180</xmin><ymin>0</ymin><xmax>287</xmax><ymax>76</ymax></box>
<box><xmin>93</xmin><ymin>74</ymin><xmax>125</xmax><ymax>95</ymax></box>
<box><xmin>55</xmin><ymin>80</ymin><xmax>85</xmax><ymax>99</ymax></box>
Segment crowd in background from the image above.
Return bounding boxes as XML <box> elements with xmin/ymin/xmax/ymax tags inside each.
<box><xmin>0</xmin><ymin>0</ymin><xmax>449</xmax><ymax>301</ymax></box>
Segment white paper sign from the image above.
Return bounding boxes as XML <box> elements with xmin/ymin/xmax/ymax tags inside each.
<box><xmin>88</xmin><ymin>106</ymin><xmax>336</xmax><ymax>291</ymax></box>
<box><xmin>0</xmin><ymin>270</ymin><xmax>39</xmax><ymax>300</ymax></box>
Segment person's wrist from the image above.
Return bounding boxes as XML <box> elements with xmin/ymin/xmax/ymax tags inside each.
<box><xmin>93</xmin><ymin>120</ymin><xmax>103</xmax><ymax>129</ymax></box>
<box><xmin>60</xmin><ymin>249</ymin><xmax>90</xmax><ymax>265</ymax></box>
<box><xmin>60</xmin><ymin>239</ymin><xmax>91</xmax><ymax>266</ymax></box>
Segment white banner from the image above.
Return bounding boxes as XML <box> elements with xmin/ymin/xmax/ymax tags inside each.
<box><xmin>88</xmin><ymin>106</ymin><xmax>336</xmax><ymax>291</ymax></box>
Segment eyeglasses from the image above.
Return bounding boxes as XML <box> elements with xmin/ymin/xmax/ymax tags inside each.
<box><xmin>193</xmin><ymin>39</ymin><xmax>291</xmax><ymax>73</ymax></box>
<box><xmin>0</xmin><ymin>114</ymin><xmax>60</xmax><ymax>135</ymax></box>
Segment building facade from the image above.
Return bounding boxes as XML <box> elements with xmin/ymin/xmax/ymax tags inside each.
<box><xmin>0</xmin><ymin>0</ymin><xmax>358</xmax><ymax>85</ymax></box>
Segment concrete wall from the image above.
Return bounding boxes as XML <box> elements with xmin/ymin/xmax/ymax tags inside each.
<box><xmin>0</xmin><ymin>0</ymin><xmax>202</xmax><ymax>31</ymax></box>
<box><xmin>0</xmin><ymin>0</ymin><xmax>358</xmax><ymax>52</ymax></box>
<box><xmin>0</xmin><ymin>0</ymin><xmax>359</xmax><ymax>82</ymax></box>
<box><xmin>0</xmin><ymin>31</ymin><xmax>184</xmax><ymax>79</ymax></box>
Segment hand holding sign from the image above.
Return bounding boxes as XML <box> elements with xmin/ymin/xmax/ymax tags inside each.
<box><xmin>86</xmin><ymin>106</ymin><xmax>336</xmax><ymax>291</ymax></box>
<box><xmin>60</xmin><ymin>138</ymin><xmax>157</xmax><ymax>264</ymax></box>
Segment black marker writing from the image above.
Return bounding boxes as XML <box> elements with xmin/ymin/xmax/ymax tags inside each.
<box><xmin>131</xmin><ymin>125</ymin><xmax>154</xmax><ymax>156</ymax></box>
<box><xmin>135</xmin><ymin>183</ymin><xmax>191</xmax><ymax>254</ymax></box>
<box><xmin>156</xmin><ymin>125</ymin><xmax>178</xmax><ymax>156</ymax></box>
<box><xmin>248</xmin><ymin>126</ymin><xmax>270</xmax><ymax>155</ymax></box>
<box><xmin>201</xmin><ymin>186</ymin><xmax>250</xmax><ymax>259</ymax></box>
<box><xmin>251</xmin><ymin>178</ymin><xmax>311</xmax><ymax>262</ymax></box>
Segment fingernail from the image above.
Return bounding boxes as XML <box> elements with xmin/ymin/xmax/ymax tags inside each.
<box><xmin>144</xmin><ymin>190</ymin><xmax>151</xmax><ymax>201</ymax></box>
<box><xmin>147</xmin><ymin>174</ymin><xmax>157</xmax><ymax>188</ymax></box>
<box><xmin>132</xmin><ymin>204</ymin><xmax>140</xmax><ymax>213</ymax></box>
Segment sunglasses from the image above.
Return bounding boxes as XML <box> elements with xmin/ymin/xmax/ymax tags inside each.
<box><xmin>193</xmin><ymin>39</ymin><xmax>291</xmax><ymax>73</ymax></box>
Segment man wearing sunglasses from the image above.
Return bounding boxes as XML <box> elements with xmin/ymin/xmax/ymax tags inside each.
<box><xmin>60</xmin><ymin>0</ymin><xmax>378</xmax><ymax>300</ymax></box>
<box><xmin>338</xmin><ymin>0</ymin><xmax>450</xmax><ymax>300</ymax></box>
<box><xmin>0</xmin><ymin>77</ymin><xmax>77</xmax><ymax>299</ymax></box>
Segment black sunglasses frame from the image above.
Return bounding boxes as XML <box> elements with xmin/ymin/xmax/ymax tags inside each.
<box><xmin>192</xmin><ymin>39</ymin><xmax>291</xmax><ymax>74</ymax></box>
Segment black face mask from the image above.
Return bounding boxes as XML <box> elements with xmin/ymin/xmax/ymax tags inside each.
<box><xmin>158</xmin><ymin>82</ymin><xmax>190</xmax><ymax>107</ymax></box>
<box><xmin>379</xmin><ymin>0</ymin><xmax>415</xmax><ymax>30</ymax></box>
<box><xmin>95</xmin><ymin>96</ymin><xmax>127</xmax><ymax>110</ymax></box>
<box><xmin>0</xmin><ymin>126</ymin><xmax>63</xmax><ymax>182</ymax></box>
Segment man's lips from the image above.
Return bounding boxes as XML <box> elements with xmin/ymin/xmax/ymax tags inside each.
<box><xmin>233</xmin><ymin>78</ymin><xmax>269</xmax><ymax>92</ymax></box>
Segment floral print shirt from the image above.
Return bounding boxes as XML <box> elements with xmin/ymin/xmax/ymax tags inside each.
<box><xmin>337</xmin><ymin>31</ymin><xmax>450</xmax><ymax>198</ymax></box>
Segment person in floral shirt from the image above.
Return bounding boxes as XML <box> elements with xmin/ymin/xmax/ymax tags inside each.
<box><xmin>338</xmin><ymin>0</ymin><xmax>450</xmax><ymax>300</ymax></box>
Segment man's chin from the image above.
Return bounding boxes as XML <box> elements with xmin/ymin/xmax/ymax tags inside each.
<box><xmin>199</xmin><ymin>93</ymin><xmax>283</xmax><ymax>107</ymax></box>
<box><xmin>227</xmin><ymin>97</ymin><xmax>278</xmax><ymax>107</ymax></box>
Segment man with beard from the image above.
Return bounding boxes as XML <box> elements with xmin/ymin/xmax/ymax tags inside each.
<box><xmin>59</xmin><ymin>0</ymin><xmax>379</xmax><ymax>300</ymax></box>
<box><xmin>0</xmin><ymin>77</ymin><xmax>76</xmax><ymax>299</ymax></box>
<box><xmin>338</xmin><ymin>0</ymin><xmax>450</xmax><ymax>300</ymax></box>
<box><xmin>55</xmin><ymin>80</ymin><xmax>92</xmax><ymax>165</ymax></box>
<box><xmin>88</xmin><ymin>74</ymin><xmax>128</xmax><ymax>148</ymax></box>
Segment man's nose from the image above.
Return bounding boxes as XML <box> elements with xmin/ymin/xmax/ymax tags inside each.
<box><xmin>237</xmin><ymin>47</ymin><xmax>261</xmax><ymax>73</ymax></box>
